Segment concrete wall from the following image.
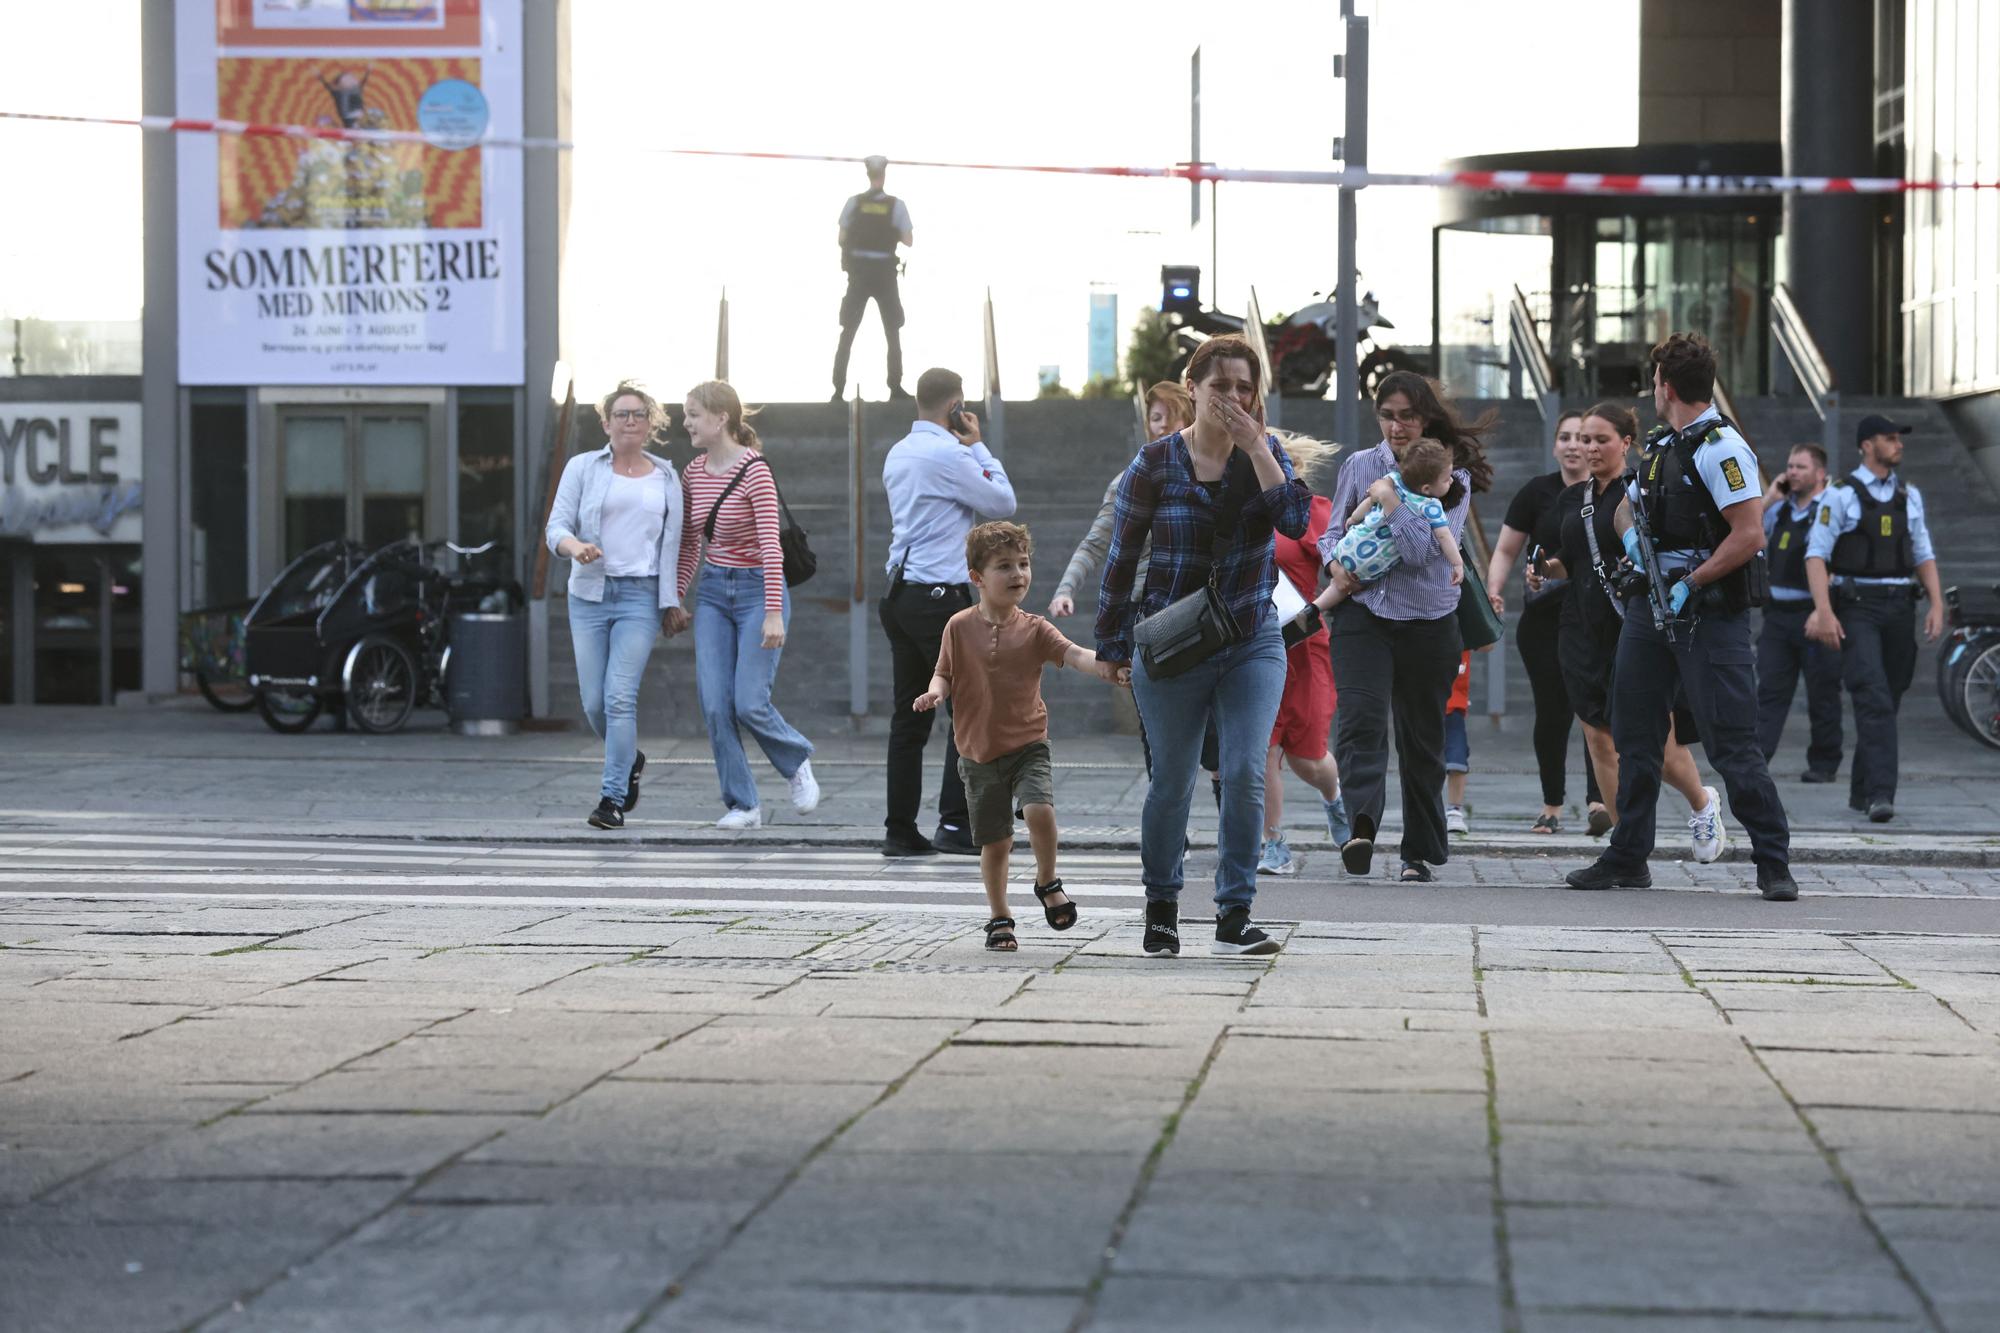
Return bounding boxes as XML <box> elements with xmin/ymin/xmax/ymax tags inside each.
<box><xmin>1638</xmin><ymin>0</ymin><xmax>1782</xmax><ymax>144</ymax></box>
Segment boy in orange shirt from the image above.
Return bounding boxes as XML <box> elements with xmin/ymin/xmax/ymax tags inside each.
<box><xmin>915</xmin><ymin>522</ymin><xmax>1118</xmax><ymax>951</ymax></box>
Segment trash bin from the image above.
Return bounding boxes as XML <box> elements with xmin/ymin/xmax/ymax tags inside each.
<box><xmin>446</xmin><ymin>612</ymin><xmax>526</xmax><ymax>735</ymax></box>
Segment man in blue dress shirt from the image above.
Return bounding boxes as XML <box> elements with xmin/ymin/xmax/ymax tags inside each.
<box><xmin>879</xmin><ymin>366</ymin><xmax>1018</xmax><ymax>856</ymax></box>
<box><xmin>1802</xmin><ymin>415</ymin><xmax>1946</xmax><ymax>823</ymax></box>
<box><xmin>1755</xmin><ymin>443</ymin><xmax>1844</xmax><ymax>781</ymax></box>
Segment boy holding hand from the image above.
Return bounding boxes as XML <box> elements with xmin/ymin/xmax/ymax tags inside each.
<box><xmin>916</xmin><ymin>521</ymin><xmax>1118</xmax><ymax>951</ymax></box>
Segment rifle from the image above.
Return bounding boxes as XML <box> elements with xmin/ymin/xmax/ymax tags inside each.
<box><xmin>1621</xmin><ymin>466</ymin><xmax>1681</xmax><ymax>643</ymax></box>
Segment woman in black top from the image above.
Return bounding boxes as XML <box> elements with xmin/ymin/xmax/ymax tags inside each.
<box><xmin>1540</xmin><ymin>403</ymin><xmax>1713</xmax><ymax>837</ymax></box>
<box><xmin>1485</xmin><ymin>410</ymin><xmax>1601</xmax><ymax>834</ymax></box>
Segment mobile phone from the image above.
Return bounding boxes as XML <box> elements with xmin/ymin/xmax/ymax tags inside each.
<box><xmin>946</xmin><ymin>401</ymin><xmax>967</xmax><ymax>435</ymax></box>
<box><xmin>1527</xmin><ymin>543</ymin><xmax>1543</xmax><ymax>572</ymax></box>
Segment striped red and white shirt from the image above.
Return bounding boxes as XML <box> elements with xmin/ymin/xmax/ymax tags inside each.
<box><xmin>677</xmin><ymin>451</ymin><xmax>785</xmax><ymax>613</ymax></box>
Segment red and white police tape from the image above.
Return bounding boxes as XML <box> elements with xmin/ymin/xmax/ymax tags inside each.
<box><xmin>4</xmin><ymin>107</ymin><xmax>1995</xmax><ymax>196</ymax></box>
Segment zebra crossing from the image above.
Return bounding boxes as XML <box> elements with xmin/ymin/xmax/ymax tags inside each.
<box><xmin>0</xmin><ymin>830</ymin><xmax>1162</xmax><ymax>910</ymax></box>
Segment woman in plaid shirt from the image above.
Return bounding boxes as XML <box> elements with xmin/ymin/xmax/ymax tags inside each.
<box><xmin>1095</xmin><ymin>335</ymin><xmax>1312</xmax><ymax>958</ymax></box>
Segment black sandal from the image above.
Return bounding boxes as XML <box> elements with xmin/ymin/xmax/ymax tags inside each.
<box><xmin>984</xmin><ymin>917</ymin><xmax>1018</xmax><ymax>951</ymax></box>
<box><xmin>1400</xmin><ymin>861</ymin><xmax>1434</xmax><ymax>883</ymax></box>
<box><xmin>1033</xmin><ymin>879</ymin><xmax>1078</xmax><ymax>931</ymax></box>
<box><xmin>1531</xmin><ymin>814</ymin><xmax>1560</xmax><ymax>834</ymax></box>
<box><xmin>1341</xmin><ymin>812</ymin><xmax>1376</xmax><ymax>876</ymax></box>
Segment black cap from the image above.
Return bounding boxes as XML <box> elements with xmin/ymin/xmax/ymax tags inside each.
<box><xmin>1855</xmin><ymin>413</ymin><xmax>1913</xmax><ymax>443</ymax></box>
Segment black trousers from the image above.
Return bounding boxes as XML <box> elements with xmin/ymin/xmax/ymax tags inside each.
<box><xmin>1837</xmin><ymin>589</ymin><xmax>1918</xmax><ymax>806</ymax></box>
<box><xmin>833</xmin><ymin>260</ymin><xmax>904</xmax><ymax>393</ymax></box>
<box><xmin>879</xmin><ymin>580</ymin><xmax>972</xmax><ymax>835</ymax></box>
<box><xmin>1754</xmin><ymin>600</ymin><xmax>1844</xmax><ymax>775</ymax></box>
<box><xmin>1517</xmin><ymin>597</ymin><xmax>1599</xmax><ymax>808</ymax></box>
<box><xmin>1606</xmin><ymin>600</ymin><xmax>1790</xmax><ymax>874</ymax></box>
<box><xmin>1328</xmin><ymin>602</ymin><xmax>1462</xmax><ymax>865</ymax></box>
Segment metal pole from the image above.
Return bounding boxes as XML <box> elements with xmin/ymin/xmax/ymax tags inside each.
<box><xmin>1333</xmin><ymin>6</ymin><xmax>1369</xmax><ymax>453</ymax></box>
<box><xmin>715</xmin><ymin>287</ymin><xmax>728</xmax><ymax>381</ymax></box>
<box><xmin>982</xmin><ymin>288</ymin><xmax>1005</xmax><ymax>458</ymax></box>
<box><xmin>848</xmin><ymin>391</ymin><xmax>868</xmax><ymax>720</ymax></box>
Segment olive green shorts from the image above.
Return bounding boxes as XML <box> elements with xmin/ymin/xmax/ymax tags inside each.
<box><xmin>957</xmin><ymin>740</ymin><xmax>1056</xmax><ymax>846</ymax></box>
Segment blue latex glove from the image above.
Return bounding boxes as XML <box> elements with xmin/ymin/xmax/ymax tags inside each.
<box><xmin>1621</xmin><ymin>527</ymin><xmax>1643</xmax><ymax>565</ymax></box>
<box><xmin>1667</xmin><ymin>578</ymin><xmax>1693</xmax><ymax>614</ymax></box>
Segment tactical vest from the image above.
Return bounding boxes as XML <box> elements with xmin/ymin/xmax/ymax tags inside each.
<box><xmin>1634</xmin><ymin>414</ymin><xmax>1766</xmax><ymax>611</ymax></box>
<box><xmin>1828</xmin><ymin>479</ymin><xmax>1915</xmax><ymax>579</ymax></box>
<box><xmin>844</xmin><ymin>191</ymin><xmax>901</xmax><ymax>257</ymax></box>
<box><xmin>1636</xmin><ymin>416</ymin><xmax>1737</xmax><ymax>553</ymax></box>
<box><xmin>1767</xmin><ymin>500</ymin><xmax>1817</xmax><ymax>590</ymax></box>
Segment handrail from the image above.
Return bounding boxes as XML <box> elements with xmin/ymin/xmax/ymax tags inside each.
<box><xmin>1770</xmin><ymin>282</ymin><xmax>1835</xmax><ymax>412</ymax></box>
<box><xmin>715</xmin><ymin>287</ymin><xmax>729</xmax><ymax>381</ymax></box>
<box><xmin>1245</xmin><ymin>287</ymin><xmax>1280</xmax><ymax>428</ymax></box>
<box><xmin>1504</xmin><ymin>282</ymin><xmax>1560</xmax><ymax>422</ymax></box>
<box><xmin>981</xmin><ymin>287</ymin><xmax>1006</xmax><ymax>456</ymax></box>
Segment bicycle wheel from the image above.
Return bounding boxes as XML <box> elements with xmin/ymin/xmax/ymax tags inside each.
<box><xmin>257</xmin><ymin>686</ymin><xmax>322</xmax><ymax>734</ymax></box>
<box><xmin>1938</xmin><ymin>643</ymin><xmax>1973</xmax><ymax>735</ymax></box>
<box><xmin>1957</xmin><ymin>639</ymin><xmax>2000</xmax><ymax>751</ymax></box>
<box><xmin>344</xmin><ymin>635</ymin><xmax>417</xmax><ymax>734</ymax></box>
<box><xmin>196</xmin><ymin>669</ymin><xmax>257</xmax><ymax>712</ymax></box>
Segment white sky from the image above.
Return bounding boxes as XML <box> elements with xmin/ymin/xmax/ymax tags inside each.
<box><xmin>0</xmin><ymin>0</ymin><xmax>1638</xmax><ymax>400</ymax></box>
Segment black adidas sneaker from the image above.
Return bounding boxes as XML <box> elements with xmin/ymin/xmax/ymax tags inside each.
<box><xmin>1142</xmin><ymin>900</ymin><xmax>1180</xmax><ymax>957</ymax></box>
<box><xmin>1212</xmin><ymin>906</ymin><xmax>1281</xmax><ymax>956</ymax></box>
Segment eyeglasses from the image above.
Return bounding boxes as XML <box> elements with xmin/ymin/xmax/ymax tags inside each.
<box><xmin>1376</xmin><ymin>409</ymin><xmax>1423</xmax><ymax>425</ymax></box>
<box><xmin>609</xmin><ymin>409</ymin><xmax>650</xmax><ymax>422</ymax></box>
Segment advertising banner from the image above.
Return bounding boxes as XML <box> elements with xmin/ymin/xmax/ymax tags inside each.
<box><xmin>0</xmin><ymin>405</ymin><xmax>144</xmax><ymax>544</ymax></box>
<box><xmin>176</xmin><ymin>0</ymin><xmax>523</xmax><ymax>386</ymax></box>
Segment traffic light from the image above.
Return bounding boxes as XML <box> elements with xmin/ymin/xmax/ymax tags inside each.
<box><xmin>1161</xmin><ymin>265</ymin><xmax>1201</xmax><ymax>317</ymax></box>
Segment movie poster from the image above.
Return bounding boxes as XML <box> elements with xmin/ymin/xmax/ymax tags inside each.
<box><xmin>176</xmin><ymin>0</ymin><xmax>523</xmax><ymax>386</ymax></box>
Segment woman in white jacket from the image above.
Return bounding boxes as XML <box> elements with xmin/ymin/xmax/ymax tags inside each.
<box><xmin>545</xmin><ymin>381</ymin><xmax>685</xmax><ymax>828</ymax></box>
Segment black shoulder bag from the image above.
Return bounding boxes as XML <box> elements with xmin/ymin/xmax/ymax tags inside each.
<box><xmin>1131</xmin><ymin>456</ymin><xmax>1252</xmax><ymax>680</ymax></box>
<box><xmin>703</xmin><ymin>456</ymin><xmax>818</xmax><ymax>587</ymax></box>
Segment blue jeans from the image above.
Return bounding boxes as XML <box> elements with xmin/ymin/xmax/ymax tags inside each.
<box><xmin>695</xmin><ymin>565</ymin><xmax>814</xmax><ymax>813</ymax></box>
<box><xmin>1131</xmin><ymin>620</ymin><xmax>1286</xmax><ymax>913</ymax></box>
<box><xmin>569</xmin><ymin>576</ymin><xmax>660</xmax><ymax>802</ymax></box>
<box><xmin>1444</xmin><ymin>709</ymin><xmax>1469</xmax><ymax>774</ymax></box>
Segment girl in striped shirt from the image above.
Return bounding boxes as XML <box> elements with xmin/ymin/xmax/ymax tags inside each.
<box><xmin>674</xmin><ymin>381</ymin><xmax>818</xmax><ymax>828</ymax></box>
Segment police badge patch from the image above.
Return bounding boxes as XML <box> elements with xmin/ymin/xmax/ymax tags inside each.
<box><xmin>1720</xmin><ymin>457</ymin><xmax>1746</xmax><ymax>491</ymax></box>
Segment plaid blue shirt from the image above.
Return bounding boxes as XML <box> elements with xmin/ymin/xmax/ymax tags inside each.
<box><xmin>1094</xmin><ymin>432</ymin><xmax>1312</xmax><ymax>665</ymax></box>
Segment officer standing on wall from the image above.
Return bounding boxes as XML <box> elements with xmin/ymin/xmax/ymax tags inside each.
<box><xmin>1802</xmin><ymin>415</ymin><xmax>1945</xmax><ymax>824</ymax></box>
<box><xmin>1566</xmin><ymin>332</ymin><xmax>1798</xmax><ymax>902</ymax></box>
<box><xmin>1755</xmin><ymin>443</ymin><xmax>1844</xmax><ymax>781</ymax></box>
<box><xmin>831</xmin><ymin>155</ymin><xmax>913</xmax><ymax>403</ymax></box>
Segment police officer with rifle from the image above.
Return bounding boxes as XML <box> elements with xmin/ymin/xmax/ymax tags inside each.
<box><xmin>1802</xmin><ymin>415</ymin><xmax>1945</xmax><ymax>824</ymax></box>
<box><xmin>1566</xmin><ymin>333</ymin><xmax>1799</xmax><ymax>902</ymax></box>
<box><xmin>831</xmin><ymin>154</ymin><xmax>914</xmax><ymax>403</ymax></box>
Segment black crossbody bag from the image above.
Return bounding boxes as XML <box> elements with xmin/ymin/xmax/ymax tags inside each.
<box><xmin>1131</xmin><ymin>456</ymin><xmax>1252</xmax><ymax>680</ymax></box>
<box><xmin>702</xmin><ymin>456</ymin><xmax>818</xmax><ymax>587</ymax></box>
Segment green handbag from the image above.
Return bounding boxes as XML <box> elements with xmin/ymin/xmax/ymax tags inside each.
<box><xmin>1455</xmin><ymin>536</ymin><xmax>1504</xmax><ymax>650</ymax></box>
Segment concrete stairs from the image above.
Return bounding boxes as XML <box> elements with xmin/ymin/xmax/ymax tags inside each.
<box><xmin>545</xmin><ymin>394</ymin><xmax>1999</xmax><ymax>739</ymax></box>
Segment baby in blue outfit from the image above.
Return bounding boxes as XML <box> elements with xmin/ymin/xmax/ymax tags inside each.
<box><xmin>1320</xmin><ymin>437</ymin><xmax>1463</xmax><ymax>609</ymax></box>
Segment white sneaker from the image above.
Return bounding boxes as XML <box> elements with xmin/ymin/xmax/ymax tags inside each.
<box><xmin>788</xmin><ymin>759</ymin><xmax>821</xmax><ymax>814</ymax></box>
<box><xmin>1688</xmin><ymin>787</ymin><xmax>1727</xmax><ymax>864</ymax></box>
<box><xmin>716</xmin><ymin>807</ymin><xmax>762</xmax><ymax>831</ymax></box>
<box><xmin>1445</xmin><ymin>805</ymin><xmax>1469</xmax><ymax>836</ymax></box>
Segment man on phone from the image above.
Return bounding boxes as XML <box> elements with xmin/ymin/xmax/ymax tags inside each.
<box><xmin>1755</xmin><ymin>443</ymin><xmax>1843</xmax><ymax>781</ymax></box>
<box><xmin>879</xmin><ymin>367</ymin><xmax>1017</xmax><ymax>856</ymax></box>
<box><xmin>832</xmin><ymin>155</ymin><xmax>913</xmax><ymax>403</ymax></box>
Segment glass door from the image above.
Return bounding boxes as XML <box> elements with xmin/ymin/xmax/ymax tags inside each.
<box><xmin>276</xmin><ymin>407</ymin><xmax>431</xmax><ymax>563</ymax></box>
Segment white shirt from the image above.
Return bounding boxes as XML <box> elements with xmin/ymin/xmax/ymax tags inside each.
<box><xmin>882</xmin><ymin>421</ymin><xmax>1017</xmax><ymax>583</ymax></box>
<box><xmin>598</xmin><ymin>469</ymin><xmax>669</xmax><ymax>577</ymax></box>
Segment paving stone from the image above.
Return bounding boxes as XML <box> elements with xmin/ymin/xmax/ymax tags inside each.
<box><xmin>1811</xmin><ymin>1108</ymin><xmax>2000</xmax><ymax>1207</ymax></box>
<box><xmin>217</xmin><ymin>1200</ymin><xmax>737</xmax><ymax>1332</ymax></box>
<box><xmin>649</xmin><ymin>1283</ymin><xmax>1081</xmax><ymax>1333</ymax></box>
<box><xmin>698</xmin><ymin>1152</ymin><xmax>1139</xmax><ymax>1290</ymax></box>
<box><xmin>1522</xmin><ymin>1314</ymin><xmax>1927</xmax><ymax>1332</ymax></box>
<box><xmin>1507</xmin><ymin>1205</ymin><xmax>1925</xmax><ymax>1319</ymax></box>
<box><xmin>613</xmin><ymin>1013</ymin><xmax>957</xmax><ymax>1085</ymax></box>
<box><xmin>1871</xmin><ymin>1204</ymin><xmax>2000</xmax><ymax>1331</ymax></box>
<box><xmin>99</xmin><ymin>1112</ymin><xmax>519</xmax><ymax>1182</ymax></box>
<box><xmin>1203</xmin><ymin>1031</ymin><xmax>1487</xmax><ymax>1094</ymax></box>
<box><xmin>831</xmin><ymin>1071</ymin><xmax>1183</xmax><ymax>1157</ymax></box>
<box><xmin>1756</xmin><ymin>1048</ymin><xmax>2000</xmax><ymax>1113</ymax></box>
<box><xmin>1089</xmin><ymin>1276</ymin><xmax>1501</xmax><ymax>1333</ymax></box>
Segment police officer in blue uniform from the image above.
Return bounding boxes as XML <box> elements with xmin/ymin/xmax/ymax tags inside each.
<box><xmin>1802</xmin><ymin>414</ymin><xmax>1946</xmax><ymax>823</ymax></box>
<box><xmin>832</xmin><ymin>155</ymin><xmax>914</xmax><ymax>403</ymax></box>
<box><xmin>1566</xmin><ymin>332</ymin><xmax>1798</xmax><ymax>902</ymax></box>
<box><xmin>1755</xmin><ymin>443</ymin><xmax>1844</xmax><ymax>780</ymax></box>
